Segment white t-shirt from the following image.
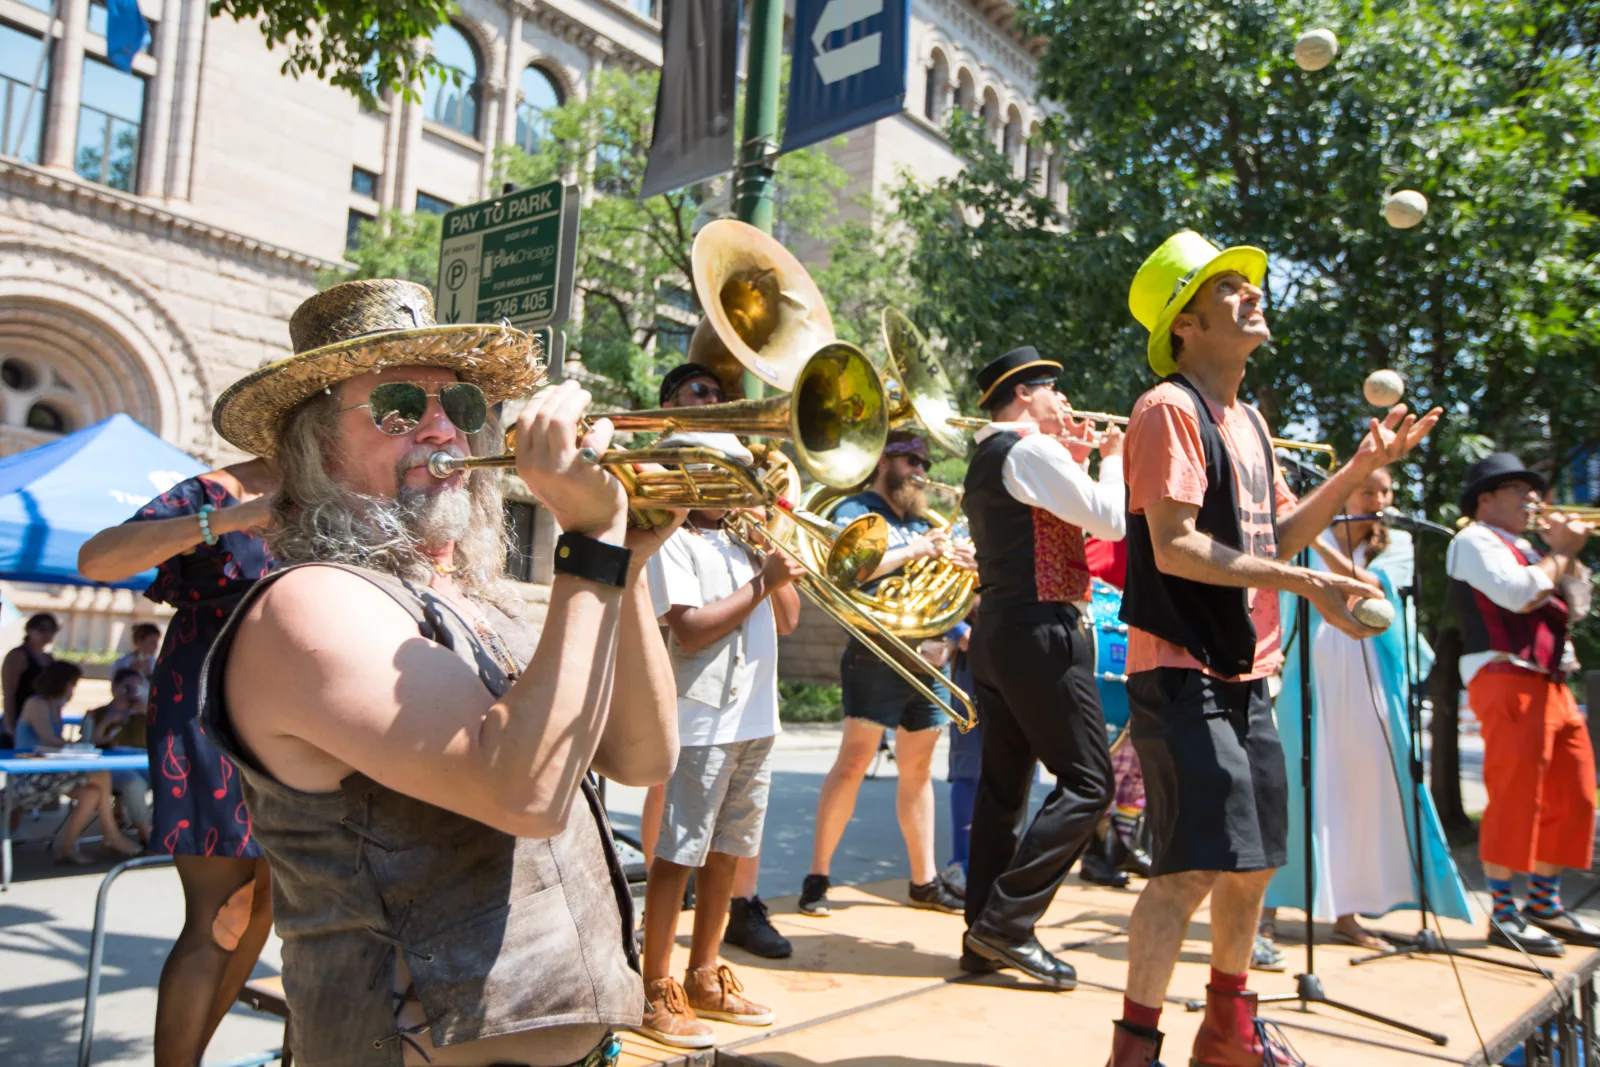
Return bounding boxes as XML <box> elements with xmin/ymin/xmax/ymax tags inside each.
<box><xmin>647</xmin><ymin>525</ymin><xmax>780</xmax><ymax>746</ymax></box>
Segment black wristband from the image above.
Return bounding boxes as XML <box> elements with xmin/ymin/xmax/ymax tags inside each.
<box><xmin>554</xmin><ymin>532</ymin><xmax>632</xmax><ymax>588</ymax></box>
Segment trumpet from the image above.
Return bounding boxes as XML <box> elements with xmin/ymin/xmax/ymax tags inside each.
<box><xmin>1525</xmin><ymin>503</ymin><xmax>1600</xmax><ymax>530</ymax></box>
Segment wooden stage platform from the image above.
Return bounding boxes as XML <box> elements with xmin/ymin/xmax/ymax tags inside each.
<box><xmin>618</xmin><ymin>876</ymin><xmax>1599</xmax><ymax>1067</ymax></box>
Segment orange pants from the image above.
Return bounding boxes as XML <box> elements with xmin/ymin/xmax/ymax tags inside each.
<box><xmin>1471</xmin><ymin>665</ymin><xmax>1596</xmax><ymax>873</ymax></box>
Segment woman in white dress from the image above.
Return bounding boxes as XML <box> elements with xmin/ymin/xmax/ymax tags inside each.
<box><xmin>1264</xmin><ymin>467</ymin><xmax>1474</xmax><ymax>950</ymax></box>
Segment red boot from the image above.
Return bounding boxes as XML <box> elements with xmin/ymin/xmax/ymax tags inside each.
<box><xmin>1189</xmin><ymin>986</ymin><xmax>1263</xmax><ymax>1067</ymax></box>
<box><xmin>1107</xmin><ymin>1020</ymin><xmax>1165</xmax><ymax>1066</ymax></box>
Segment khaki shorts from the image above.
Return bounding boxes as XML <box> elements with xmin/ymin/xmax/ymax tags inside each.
<box><xmin>655</xmin><ymin>736</ymin><xmax>775</xmax><ymax>867</ymax></box>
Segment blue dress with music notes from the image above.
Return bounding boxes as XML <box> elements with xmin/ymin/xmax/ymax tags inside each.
<box><xmin>129</xmin><ymin>476</ymin><xmax>272</xmax><ymax>858</ymax></box>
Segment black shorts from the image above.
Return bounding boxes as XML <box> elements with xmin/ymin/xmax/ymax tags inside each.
<box><xmin>840</xmin><ymin>641</ymin><xmax>948</xmax><ymax>733</ymax></box>
<box><xmin>1128</xmin><ymin>667</ymin><xmax>1287</xmax><ymax>876</ymax></box>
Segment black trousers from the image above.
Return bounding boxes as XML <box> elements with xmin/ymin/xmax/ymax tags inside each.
<box><xmin>964</xmin><ymin>603</ymin><xmax>1114</xmax><ymax>943</ymax></box>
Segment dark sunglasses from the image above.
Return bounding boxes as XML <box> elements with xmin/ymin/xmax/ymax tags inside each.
<box><xmin>899</xmin><ymin>454</ymin><xmax>930</xmax><ymax>471</ymax></box>
<box><xmin>679</xmin><ymin>379</ymin><xmax>726</xmax><ymax>403</ymax></box>
<box><xmin>341</xmin><ymin>382</ymin><xmax>488</xmax><ymax>436</ymax></box>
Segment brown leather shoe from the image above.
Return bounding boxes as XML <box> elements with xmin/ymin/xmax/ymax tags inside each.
<box><xmin>684</xmin><ymin>963</ymin><xmax>776</xmax><ymax>1027</ymax></box>
<box><xmin>1108</xmin><ymin>1020</ymin><xmax>1165</xmax><ymax>1066</ymax></box>
<box><xmin>1190</xmin><ymin>987</ymin><xmax>1263</xmax><ymax>1067</ymax></box>
<box><xmin>637</xmin><ymin>977</ymin><xmax>714</xmax><ymax>1049</ymax></box>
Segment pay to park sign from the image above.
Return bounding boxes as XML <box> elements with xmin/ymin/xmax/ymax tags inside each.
<box><xmin>436</xmin><ymin>181</ymin><xmax>581</xmax><ymax>331</ymax></box>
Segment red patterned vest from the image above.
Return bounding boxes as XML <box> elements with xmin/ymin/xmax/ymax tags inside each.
<box><xmin>963</xmin><ymin>429</ymin><xmax>1091</xmax><ymax>609</ymax></box>
<box><xmin>1450</xmin><ymin>527</ymin><xmax>1570</xmax><ymax>674</ymax></box>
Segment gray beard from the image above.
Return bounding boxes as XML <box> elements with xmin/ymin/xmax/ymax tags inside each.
<box><xmin>396</xmin><ymin>484</ymin><xmax>473</xmax><ymax>549</ymax></box>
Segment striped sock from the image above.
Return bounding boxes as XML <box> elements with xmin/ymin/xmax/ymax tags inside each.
<box><xmin>1528</xmin><ymin>873</ymin><xmax>1562</xmax><ymax>917</ymax></box>
<box><xmin>1111</xmin><ymin>806</ymin><xmax>1141</xmax><ymax>838</ymax></box>
<box><xmin>1487</xmin><ymin>877</ymin><xmax>1517</xmax><ymax>923</ymax></box>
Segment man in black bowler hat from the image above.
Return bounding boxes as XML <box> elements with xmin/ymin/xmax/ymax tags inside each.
<box><xmin>959</xmin><ymin>345</ymin><xmax>1127</xmax><ymax>988</ymax></box>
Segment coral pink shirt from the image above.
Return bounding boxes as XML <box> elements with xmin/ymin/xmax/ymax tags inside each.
<box><xmin>1123</xmin><ymin>382</ymin><xmax>1297</xmax><ymax>680</ymax></box>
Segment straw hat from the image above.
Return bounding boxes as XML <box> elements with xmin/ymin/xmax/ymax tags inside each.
<box><xmin>213</xmin><ymin>279</ymin><xmax>545</xmax><ymax>457</ymax></box>
<box><xmin>1128</xmin><ymin>231</ymin><xmax>1267</xmax><ymax>377</ymax></box>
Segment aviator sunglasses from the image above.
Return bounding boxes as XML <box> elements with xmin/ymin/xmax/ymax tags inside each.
<box><xmin>341</xmin><ymin>382</ymin><xmax>488</xmax><ymax>436</ymax></box>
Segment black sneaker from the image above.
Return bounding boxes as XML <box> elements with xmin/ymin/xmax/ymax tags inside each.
<box><xmin>724</xmin><ymin>895</ymin><xmax>792</xmax><ymax>959</ymax></box>
<box><xmin>798</xmin><ymin>873</ymin><xmax>832</xmax><ymax>916</ymax></box>
<box><xmin>907</xmin><ymin>876</ymin><xmax>963</xmax><ymax>914</ymax></box>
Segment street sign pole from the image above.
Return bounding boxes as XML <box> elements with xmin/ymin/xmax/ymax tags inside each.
<box><xmin>734</xmin><ymin>0</ymin><xmax>783</xmax><ymax>399</ymax></box>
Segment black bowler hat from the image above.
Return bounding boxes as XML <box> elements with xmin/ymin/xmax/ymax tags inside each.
<box><xmin>975</xmin><ymin>346</ymin><xmax>1064</xmax><ymax>407</ymax></box>
<box><xmin>1459</xmin><ymin>452</ymin><xmax>1547</xmax><ymax>518</ymax></box>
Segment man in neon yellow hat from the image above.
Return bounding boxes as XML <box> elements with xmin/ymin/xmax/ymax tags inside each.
<box><xmin>1106</xmin><ymin>231</ymin><xmax>1443</xmax><ymax>1067</ymax></box>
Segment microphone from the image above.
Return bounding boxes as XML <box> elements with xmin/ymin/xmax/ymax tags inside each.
<box><xmin>1332</xmin><ymin>507</ymin><xmax>1453</xmax><ymax>536</ymax></box>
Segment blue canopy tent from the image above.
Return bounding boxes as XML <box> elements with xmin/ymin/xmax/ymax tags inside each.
<box><xmin>0</xmin><ymin>415</ymin><xmax>207</xmax><ymax>589</ymax></box>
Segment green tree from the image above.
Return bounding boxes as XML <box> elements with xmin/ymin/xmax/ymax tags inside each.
<box><xmin>318</xmin><ymin>210</ymin><xmax>442</xmax><ymax>289</ymax></box>
<box><xmin>894</xmin><ymin>0</ymin><xmax>1600</xmax><ymax>828</ymax></box>
<box><xmin>212</xmin><ymin>0</ymin><xmax>456</xmax><ymax>108</ymax></box>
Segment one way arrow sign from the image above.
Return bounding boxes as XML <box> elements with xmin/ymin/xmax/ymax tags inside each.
<box><xmin>811</xmin><ymin>0</ymin><xmax>883</xmax><ymax>84</ymax></box>
<box><xmin>781</xmin><ymin>0</ymin><xmax>908</xmax><ymax>154</ymax></box>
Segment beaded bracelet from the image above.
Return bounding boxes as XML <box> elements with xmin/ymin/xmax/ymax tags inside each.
<box><xmin>197</xmin><ymin>503</ymin><xmax>218</xmax><ymax>546</ymax></box>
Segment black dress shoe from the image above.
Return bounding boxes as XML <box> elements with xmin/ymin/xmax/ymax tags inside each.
<box><xmin>958</xmin><ymin>949</ymin><xmax>1002</xmax><ymax>974</ymax></box>
<box><xmin>1078</xmin><ymin>841</ymin><xmax>1132</xmax><ymax>889</ymax></box>
<box><xmin>1521</xmin><ymin>906</ymin><xmax>1600</xmax><ymax>948</ymax></box>
<box><xmin>1488</xmin><ymin>912</ymin><xmax>1567</xmax><ymax>958</ymax></box>
<box><xmin>962</xmin><ymin>929</ymin><xmax>1077</xmax><ymax>990</ymax></box>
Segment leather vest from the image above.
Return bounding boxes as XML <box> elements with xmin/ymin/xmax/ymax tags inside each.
<box><xmin>200</xmin><ymin>563</ymin><xmax>643</xmax><ymax>1067</ymax></box>
<box><xmin>962</xmin><ymin>430</ymin><xmax>1090</xmax><ymax>611</ymax></box>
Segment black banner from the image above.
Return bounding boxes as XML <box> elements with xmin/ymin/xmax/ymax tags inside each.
<box><xmin>638</xmin><ymin>0</ymin><xmax>742</xmax><ymax>200</ymax></box>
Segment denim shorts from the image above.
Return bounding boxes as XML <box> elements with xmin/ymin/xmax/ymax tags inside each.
<box><xmin>840</xmin><ymin>640</ymin><xmax>949</xmax><ymax>734</ymax></box>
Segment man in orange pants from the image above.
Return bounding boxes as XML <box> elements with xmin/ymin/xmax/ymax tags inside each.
<box><xmin>1447</xmin><ymin>452</ymin><xmax>1595</xmax><ymax>956</ymax></box>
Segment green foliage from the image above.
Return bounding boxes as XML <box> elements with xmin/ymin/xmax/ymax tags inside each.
<box><xmin>778</xmin><ymin>680</ymin><xmax>844</xmax><ymax>723</ymax></box>
<box><xmin>319</xmin><ymin>210</ymin><xmax>442</xmax><ymax>289</ymax></box>
<box><xmin>893</xmin><ymin>0</ymin><xmax>1600</xmax><ymax>646</ymax></box>
<box><xmin>210</xmin><ymin>0</ymin><xmax>454</xmax><ymax>109</ymax></box>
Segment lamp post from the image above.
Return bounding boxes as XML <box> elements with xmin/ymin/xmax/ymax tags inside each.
<box><xmin>732</xmin><ymin>0</ymin><xmax>783</xmax><ymax>399</ymax></box>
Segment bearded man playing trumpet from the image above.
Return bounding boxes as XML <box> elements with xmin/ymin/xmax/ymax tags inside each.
<box><xmin>1111</xmin><ymin>232</ymin><xmax>1441</xmax><ymax>1067</ymax></box>
<box><xmin>801</xmin><ymin>431</ymin><xmax>976</xmax><ymax>918</ymax></box>
<box><xmin>958</xmin><ymin>346</ymin><xmax>1127</xmax><ymax>989</ymax></box>
<box><xmin>200</xmin><ymin>280</ymin><xmax>681</xmax><ymax>1067</ymax></box>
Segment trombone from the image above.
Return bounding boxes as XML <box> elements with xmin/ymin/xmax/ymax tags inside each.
<box><xmin>428</xmin><ymin>341</ymin><xmax>889</xmax><ymax>497</ymax></box>
<box><xmin>946</xmin><ymin>410</ymin><xmax>1340</xmax><ymax>467</ymax></box>
<box><xmin>721</xmin><ymin>509</ymin><xmax>978</xmax><ymax>731</ymax></box>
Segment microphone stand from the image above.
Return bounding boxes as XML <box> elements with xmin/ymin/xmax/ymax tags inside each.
<box><xmin>1349</xmin><ymin>510</ymin><xmax>1549</xmax><ymax>977</ymax></box>
<box><xmin>1240</xmin><ymin>456</ymin><xmax>1450</xmax><ymax>1042</ymax></box>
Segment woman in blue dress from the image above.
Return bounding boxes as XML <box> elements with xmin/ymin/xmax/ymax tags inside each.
<box><xmin>80</xmin><ymin>457</ymin><xmax>276</xmax><ymax>1067</ymax></box>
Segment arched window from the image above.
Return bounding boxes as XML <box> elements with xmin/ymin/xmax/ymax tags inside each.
<box><xmin>924</xmin><ymin>50</ymin><xmax>949</xmax><ymax>121</ymax></box>
<box><xmin>516</xmin><ymin>65</ymin><xmax>564</xmax><ymax>153</ymax></box>
<box><xmin>423</xmin><ymin>23</ymin><xmax>481</xmax><ymax>137</ymax></box>
<box><xmin>955</xmin><ymin>69</ymin><xmax>975</xmax><ymax>115</ymax></box>
<box><xmin>2</xmin><ymin>357</ymin><xmax>79</xmax><ymax>440</ymax></box>
<box><xmin>980</xmin><ymin>89</ymin><xmax>1000</xmax><ymax>145</ymax></box>
<box><xmin>1003</xmin><ymin>108</ymin><xmax>1022</xmax><ymax>173</ymax></box>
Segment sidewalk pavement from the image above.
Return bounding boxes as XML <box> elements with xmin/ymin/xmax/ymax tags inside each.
<box><xmin>0</xmin><ymin>720</ymin><xmax>1583</xmax><ymax>1066</ymax></box>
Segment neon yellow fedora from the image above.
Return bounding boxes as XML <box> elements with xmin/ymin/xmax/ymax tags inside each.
<box><xmin>1128</xmin><ymin>230</ymin><xmax>1267</xmax><ymax>377</ymax></box>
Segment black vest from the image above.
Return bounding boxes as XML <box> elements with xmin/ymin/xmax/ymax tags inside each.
<box><xmin>963</xmin><ymin>429</ymin><xmax>1090</xmax><ymax>611</ymax></box>
<box><xmin>1120</xmin><ymin>374</ymin><xmax>1279</xmax><ymax>678</ymax></box>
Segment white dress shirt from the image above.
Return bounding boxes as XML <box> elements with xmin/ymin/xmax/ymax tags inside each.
<box><xmin>974</xmin><ymin>421</ymin><xmax>1126</xmax><ymax>543</ymax></box>
<box><xmin>1445</xmin><ymin>521</ymin><xmax>1576</xmax><ymax>683</ymax></box>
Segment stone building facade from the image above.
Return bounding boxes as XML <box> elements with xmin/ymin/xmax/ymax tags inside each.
<box><xmin>0</xmin><ymin>0</ymin><xmax>1050</xmax><ymax>671</ymax></box>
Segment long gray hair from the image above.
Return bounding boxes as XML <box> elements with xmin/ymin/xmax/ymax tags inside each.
<box><xmin>267</xmin><ymin>389</ymin><xmax>515</xmax><ymax>607</ymax></box>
